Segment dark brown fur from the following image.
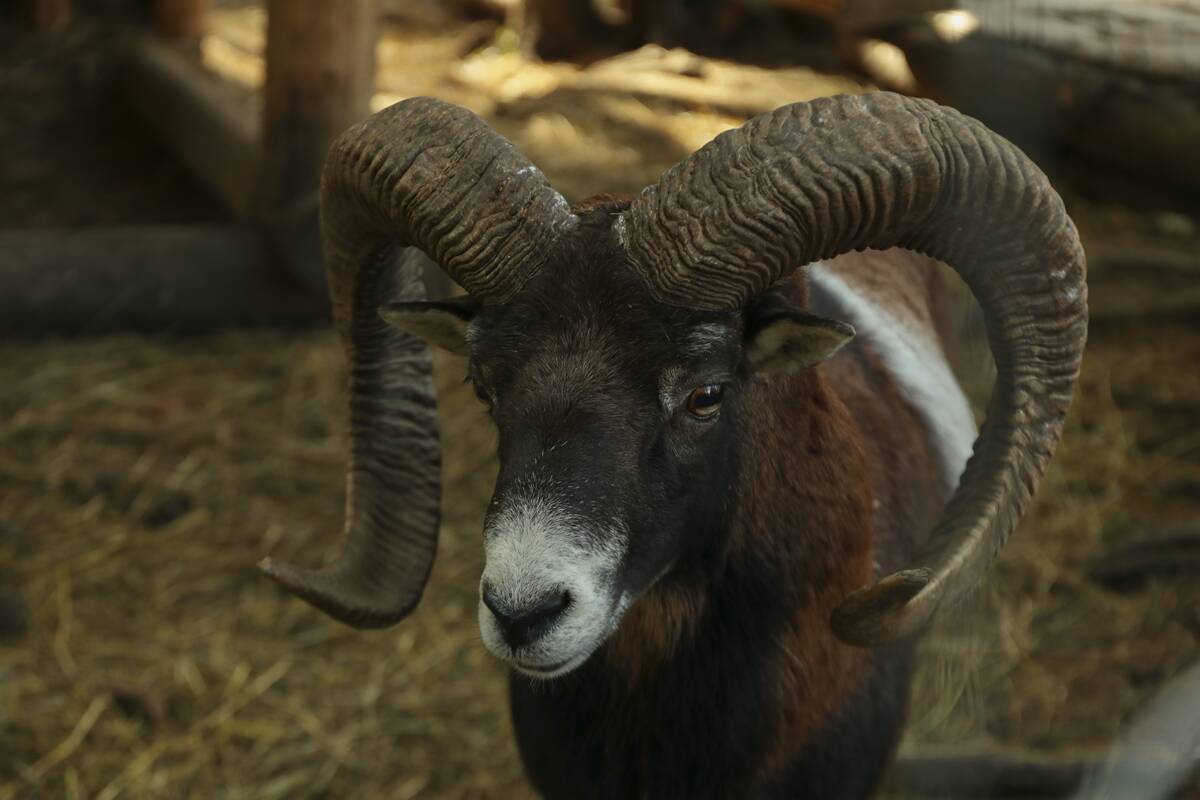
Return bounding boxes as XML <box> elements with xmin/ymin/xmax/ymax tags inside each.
<box><xmin>479</xmin><ymin>200</ymin><xmax>962</xmax><ymax>798</ymax></box>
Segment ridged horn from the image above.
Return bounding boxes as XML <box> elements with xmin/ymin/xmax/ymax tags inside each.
<box><xmin>261</xmin><ymin>97</ymin><xmax>575</xmax><ymax>628</ymax></box>
<box><xmin>620</xmin><ymin>92</ymin><xmax>1087</xmax><ymax>645</ymax></box>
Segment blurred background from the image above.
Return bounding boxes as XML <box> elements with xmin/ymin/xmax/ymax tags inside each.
<box><xmin>1</xmin><ymin>0</ymin><xmax>1198</xmax><ymax>797</ymax></box>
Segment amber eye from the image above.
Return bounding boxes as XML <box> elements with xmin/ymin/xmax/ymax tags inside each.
<box><xmin>464</xmin><ymin>371</ymin><xmax>493</xmax><ymax>410</ymax></box>
<box><xmin>685</xmin><ymin>384</ymin><xmax>724</xmax><ymax>418</ymax></box>
<box><xmin>472</xmin><ymin>383</ymin><xmax>492</xmax><ymax>407</ymax></box>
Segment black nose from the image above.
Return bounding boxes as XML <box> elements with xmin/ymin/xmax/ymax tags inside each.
<box><xmin>482</xmin><ymin>585</ymin><xmax>570</xmax><ymax>649</ymax></box>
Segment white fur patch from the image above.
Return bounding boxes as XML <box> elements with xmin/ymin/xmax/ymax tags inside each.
<box><xmin>479</xmin><ymin>491</ymin><xmax>627</xmax><ymax>679</ymax></box>
<box><xmin>809</xmin><ymin>263</ymin><xmax>976</xmax><ymax>490</ymax></box>
<box><xmin>683</xmin><ymin>323</ymin><xmax>731</xmax><ymax>357</ymax></box>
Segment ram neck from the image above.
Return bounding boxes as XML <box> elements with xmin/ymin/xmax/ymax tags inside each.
<box><xmin>604</xmin><ymin>369</ymin><xmax>876</xmax><ymax>713</ymax></box>
<box><xmin>729</xmin><ymin>370</ymin><xmax>878</xmax><ymax>776</ymax></box>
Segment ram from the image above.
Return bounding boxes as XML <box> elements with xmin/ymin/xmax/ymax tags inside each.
<box><xmin>261</xmin><ymin>92</ymin><xmax>1088</xmax><ymax>798</ymax></box>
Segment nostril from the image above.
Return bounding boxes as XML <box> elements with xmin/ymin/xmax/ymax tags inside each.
<box><xmin>482</xmin><ymin>586</ymin><xmax>572</xmax><ymax>649</ymax></box>
<box><xmin>529</xmin><ymin>589</ymin><xmax>570</xmax><ymax>621</ymax></box>
<box><xmin>481</xmin><ymin>584</ymin><xmax>506</xmax><ymax>620</ymax></box>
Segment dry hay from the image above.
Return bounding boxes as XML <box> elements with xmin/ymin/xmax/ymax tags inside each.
<box><xmin>3</xmin><ymin>285</ymin><xmax>1197</xmax><ymax>799</ymax></box>
<box><xmin>902</xmin><ymin>315</ymin><xmax>1200</xmax><ymax>779</ymax></box>
<box><xmin>0</xmin><ymin>334</ymin><xmax>530</xmax><ymax>798</ymax></box>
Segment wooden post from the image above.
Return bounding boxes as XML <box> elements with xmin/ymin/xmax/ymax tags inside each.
<box><xmin>23</xmin><ymin>0</ymin><xmax>71</xmax><ymax>30</ymax></box>
<box><xmin>153</xmin><ymin>0</ymin><xmax>210</xmax><ymax>40</ymax></box>
<box><xmin>258</xmin><ymin>0</ymin><xmax>377</xmax><ymax>217</ymax></box>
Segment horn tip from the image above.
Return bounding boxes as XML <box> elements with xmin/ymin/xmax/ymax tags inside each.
<box><xmin>258</xmin><ymin>554</ymin><xmax>415</xmax><ymax>631</ymax></box>
<box><xmin>830</xmin><ymin>568</ymin><xmax>935</xmax><ymax>647</ymax></box>
<box><xmin>257</xmin><ymin>555</ymin><xmax>294</xmax><ymax>584</ymax></box>
<box><xmin>258</xmin><ymin>556</ymin><xmax>325</xmax><ymax>602</ymax></box>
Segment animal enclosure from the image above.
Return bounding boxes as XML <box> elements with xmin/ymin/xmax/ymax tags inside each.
<box><xmin>1</xmin><ymin>1</ymin><xmax>1199</xmax><ymax>798</ymax></box>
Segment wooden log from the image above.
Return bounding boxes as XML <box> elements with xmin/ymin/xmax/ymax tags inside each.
<box><xmin>0</xmin><ymin>227</ymin><xmax>328</xmax><ymax>336</ymax></box>
<box><xmin>844</xmin><ymin>0</ymin><xmax>1200</xmax><ymax>75</ymax></box>
<box><xmin>153</xmin><ymin>0</ymin><xmax>210</xmax><ymax>41</ymax></box>
<box><xmin>117</xmin><ymin>35</ymin><xmax>335</xmax><ymax>294</ymax></box>
<box><xmin>889</xmin><ymin>740</ymin><xmax>1200</xmax><ymax>798</ymax></box>
<box><xmin>22</xmin><ymin>0</ymin><xmax>70</xmax><ymax>29</ymax></box>
<box><xmin>258</xmin><ymin>0</ymin><xmax>377</xmax><ymax>216</ymax></box>
<box><xmin>889</xmin><ymin>746</ymin><xmax>1094</xmax><ymax>798</ymax></box>
<box><xmin>118</xmin><ymin>34</ymin><xmax>261</xmax><ymax>218</ymax></box>
<box><xmin>959</xmin><ymin>0</ymin><xmax>1200</xmax><ymax>83</ymax></box>
<box><xmin>884</xmin><ymin>665</ymin><xmax>1200</xmax><ymax>799</ymax></box>
<box><xmin>1060</xmin><ymin>71</ymin><xmax>1200</xmax><ymax>196</ymax></box>
<box><xmin>863</xmin><ymin>2</ymin><xmax>1200</xmax><ymax>193</ymax></box>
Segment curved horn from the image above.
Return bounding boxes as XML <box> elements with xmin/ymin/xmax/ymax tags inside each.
<box><xmin>621</xmin><ymin>92</ymin><xmax>1087</xmax><ymax>646</ymax></box>
<box><xmin>261</xmin><ymin>97</ymin><xmax>575</xmax><ymax>628</ymax></box>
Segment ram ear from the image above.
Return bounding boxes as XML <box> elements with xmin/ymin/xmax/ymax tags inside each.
<box><xmin>379</xmin><ymin>296</ymin><xmax>478</xmax><ymax>356</ymax></box>
<box><xmin>744</xmin><ymin>302</ymin><xmax>855</xmax><ymax>376</ymax></box>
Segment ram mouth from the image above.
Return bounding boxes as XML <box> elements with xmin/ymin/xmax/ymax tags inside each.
<box><xmin>512</xmin><ymin>657</ymin><xmax>569</xmax><ymax>676</ymax></box>
<box><xmin>511</xmin><ymin>652</ymin><xmax>590</xmax><ymax>680</ymax></box>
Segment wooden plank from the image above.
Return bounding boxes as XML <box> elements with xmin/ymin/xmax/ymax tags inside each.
<box><xmin>0</xmin><ymin>227</ymin><xmax>327</xmax><ymax>336</ymax></box>
<box><xmin>118</xmin><ymin>34</ymin><xmax>261</xmax><ymax>218</ymax></box>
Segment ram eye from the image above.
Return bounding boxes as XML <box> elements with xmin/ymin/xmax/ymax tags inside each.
<box><xmin>464</xmin><ymin>373</ymin><xmax>493</xmax><ymax>409</ymax></box>
<box><xmin>685</xmin><ymin>384</ymin><xmax>724</xmax><ymax>418</ymax></box>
